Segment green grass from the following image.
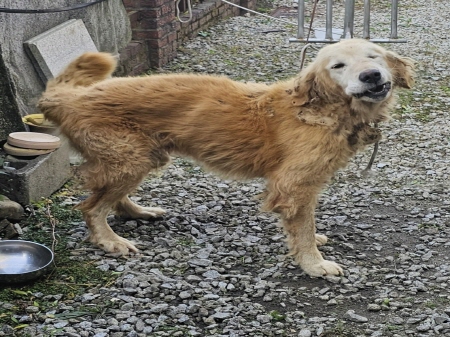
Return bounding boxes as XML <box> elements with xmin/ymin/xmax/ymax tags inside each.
<box><xmin>0</xmin><ymin>188</ymin><xmax>122</xmax><ymax>330</ymax></box>
<box><xmin>395</xmin><ymin>90</ymin><xmax>431</xmax><ymax>122</ymax></box>
<box><xmin>269</xmin><ymin>309</ymin><xmax>286</xmax><ymax>321</ymax></box>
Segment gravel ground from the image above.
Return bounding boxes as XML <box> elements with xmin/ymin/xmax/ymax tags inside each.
<box><xmin>3</xmin><ymin>0</ymin><xmax>450</xmax><ymax>336</ymax></box>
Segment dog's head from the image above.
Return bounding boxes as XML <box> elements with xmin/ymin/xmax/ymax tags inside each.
<box><xmin>294</xmin><ymin>39</ymin><xmax>415</xmax><ymax>105</ymax></box>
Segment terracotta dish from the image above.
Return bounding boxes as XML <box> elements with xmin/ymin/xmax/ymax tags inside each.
<box><xmin>3</xmin><ymin>143</ymin><xmax>55</xmax><ymax>157</ymax></box>
<box><xmin>7</xmin><ymin>132</ymin><xmax>61</xmax><ymax>150</ymax></box>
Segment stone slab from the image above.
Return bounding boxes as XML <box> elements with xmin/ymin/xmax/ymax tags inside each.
<box><xmin>0</xmin><ymin>143</ymin><xmax>70</xmax><ymax>205</ymax></box>
<box><xmin>24</xmin><ymin>19</ymin><xmax>98</xmax><ymax>82</ymax></box>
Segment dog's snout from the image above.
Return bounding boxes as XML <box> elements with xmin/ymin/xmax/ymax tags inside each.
<box><xmin>359</xmin><ymin>69</ymin><xmax>382</xmax><ymax>83</ymax></box>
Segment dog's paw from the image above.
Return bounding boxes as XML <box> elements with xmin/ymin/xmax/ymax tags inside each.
<box><xmin>91</xmin><ymin>234</ymin><xmax>139</xmax><ymax>255</ymax></box>
<box><xmin>118</xmin><ymin>206</ymin><xmax>166</xmax><ymax>220</ymax></box>
<box><xmin>315</xmin><ymin>234</ymin><xmax>328</xmax><ymax>246</ymax></box>
<box><xmin>303</xmin><ymin>260</ymin><xmax>344</xmax><ymax>278</ymax></box>
<box><xmin>138</xmin><ymin>206</ymin><xmax>166</xmax><ymax>219</ymax></box>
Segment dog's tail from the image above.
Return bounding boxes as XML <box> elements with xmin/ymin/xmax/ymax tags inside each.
<box><xmin>38</xmin><ymin>52</ymin><xmax>117</xmax><ymax>124</ymax></box>
<box><xmin>46</xmin><ymin>52</ymin><xmax>117</xmax><ymax>90</ymax></box>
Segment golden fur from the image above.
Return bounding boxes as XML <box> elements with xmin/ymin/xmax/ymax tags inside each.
<box><xmin>38</xmin><ymin>39</ymin><xmax>414</xmax><ymax>277</ymax></box>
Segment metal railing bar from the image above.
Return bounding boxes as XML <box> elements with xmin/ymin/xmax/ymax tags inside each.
<box><xmin>297</xmin><ymin>0</ymin><xmax>305</xmax><ymax>39</ymax></box>
<box><xmin>363</xmin><ymin>0</ymin><xmax>371</xmax><ymax>39</ymax></box>
<box><xmin>343</xmin><ymin>0</ymin><xmax>355</xmax><ymax>38</ymax></box>
<box><xmin>391</xmin><ymin>0</ymin><xmax>399</xmax><ymax>39</ymax></box>
<box><xmin>325</xmin><ymin>0</ymin><xmax>333</xmax><ymax>40</ymax></box>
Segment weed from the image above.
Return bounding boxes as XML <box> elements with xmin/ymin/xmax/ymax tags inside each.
<box><xmin>269</xmin><ymin>309</ymin><xmax>286</xmax><ymax>321</ymax></box>
<box><xmin>321</xmin><ymin>320</ymin><xmax>364</xmax><ymax>337</ymax></box>
<box><xmin>418</xmin><ymin>222</ymin><xmax>442</xmax><ymax>231</ymax></box>
<box><xmin>177</xmin><ymin>236</ymin><xmax>196</xmax><ymax>246</ymax></box>
<box><xmin>424</xmin><ymin>300</ymin><xmax>437</xmax><ymax>309</ymax></box>
<box><xmin>0</xmin><ymin>192</ymin><xmax>121</xmax><ymax>328</ymax></box>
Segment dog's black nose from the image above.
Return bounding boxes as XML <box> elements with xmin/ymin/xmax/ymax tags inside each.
<box><xmin>359</xmin><ymin>69</ymin><xmax>382</xmax><ymax>83</ymax></box>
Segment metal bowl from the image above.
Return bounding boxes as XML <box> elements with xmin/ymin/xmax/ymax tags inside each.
<box><xmin>0</xmin><ymin>240</ymin><xmax>54</xmax><ymax>284</ymax></box>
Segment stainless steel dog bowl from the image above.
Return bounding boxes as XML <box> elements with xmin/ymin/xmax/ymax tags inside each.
<box><xmin>0</xmin><ymin>240</ymin><xmax>54</xmax><ymax>284</ymax></box>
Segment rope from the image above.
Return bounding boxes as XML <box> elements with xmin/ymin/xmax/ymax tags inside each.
<box><xmin>362</xmin><ymin>123</ymin><xmax>379</xmax><ymax>174</ymax></box>
<box><xmin>176</xmin><ymin>0</ymin><xmax>193</xmax><ymax>23</ymax></box>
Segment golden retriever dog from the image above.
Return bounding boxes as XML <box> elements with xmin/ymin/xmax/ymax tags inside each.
<box><xmin>38</xmin><ymin>39</ymin><xmax>414</xmax><ymax>277</ymax></box>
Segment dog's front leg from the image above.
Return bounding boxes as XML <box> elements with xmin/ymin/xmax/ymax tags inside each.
<box><xmin>282</xmin><ymin>203</ymin><xmax>343</xmax><ymax>277</ymax></box>
<box><xmin>268</xmin><ymin>185</ymin><xmax>343</xmax><ymax>278</ymax></box>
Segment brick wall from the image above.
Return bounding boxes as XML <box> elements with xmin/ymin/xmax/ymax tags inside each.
<box><xmin>118</xmin><ymin>0</ymin><xmax>256</xmax><ymax>74</ymax></box>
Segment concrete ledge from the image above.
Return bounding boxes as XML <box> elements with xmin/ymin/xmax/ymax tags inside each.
<box><xmin>0</xmin><ymin>143</ymin><xmax>71</xmax><ymax>205</ymax></box>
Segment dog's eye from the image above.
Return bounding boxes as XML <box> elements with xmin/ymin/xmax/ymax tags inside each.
<box><xmin>331</xmin><ymin>63</ymin><xmax>345</xmax><ymax>69</ymax></box>
<box><xmin>368</xmin><ymin>55</ymin><xmax>378</xmax><ymax>59</ymax></box>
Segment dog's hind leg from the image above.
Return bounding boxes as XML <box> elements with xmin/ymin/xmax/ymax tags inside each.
<box><xmin>78</xmin><ymin>167</ymin><xmax>156</xmax><ymax>254</ymax></box>
<box><xmin>77</xmin><ymin>188</ymin><xmax>139</xmax><ymax>254</ymax></box>
<box><xmin>114</xmin><ymin>196</ymin><xmax>166</xmax><ymax>219</ymax></box>
<box><xmin>112</xmin><ymin>148</ymin><xmax>171</xmax><ymax>220</ymax></box>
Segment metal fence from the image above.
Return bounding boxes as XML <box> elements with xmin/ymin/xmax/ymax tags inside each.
<box><xmin>289</xmin><ymin>0</ymin><xmax>406</xmax><ymax>43</ymax></box>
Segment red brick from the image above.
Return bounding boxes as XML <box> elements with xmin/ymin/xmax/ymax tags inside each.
<box><xmin>167</xmin><ymin>31</ymin><xmax>177</xmax><ymax>43</ymax></box>
<box><xmin>133</xmin><ymin>29</ymin><xmax>165</xmax><ymax>40</ymax></box>
<box><xmin>123</xmin><ymin>0</ymin><xmax>140</xmax><ymax>9</ymax></box>
<box><xmin>138</xmin><ymin>14</ymin><xmax>175</xmax><ymax>29</ymax></box>
<box><xmin>119</xmin><ymin>45</ymin><xmax>132</xmax><ymax>60</ymax></box>
<box><xmin>149</xmin><ymin>47</ymin><xmax>166</xmax><ymax>59</ymax></box>
<box><xmin>161</xmin><ymin>3</ymin><xmax>174</xmax><ymax>15</ymax></box>
<box><xmin>148</xmin><ymin>37</ymin><xmax>168</xmax><ymax>48</ymax></box>
<box><xmin>128</xmin><ymin>11</ymin><xmax>140</xmax><ymax>26</ymax></box>
<box><xmin>138</xmin><ymin>0</ymin><xmax>166</xmax><ymax>7</ymax></box>
<box><xmin>139</xmin><ymin>8</ymin><xmax>161</xmax><ymax>18</ymax></box>
<box><xmin>190</xmin><ymin>20</ymin><xmax>199</xmax><ymax>31</ymax></box>
<box><xmin>130</xmin><ymin>62</ymin><xmax>150</xmax><ymax>75</ymax></box>
<box><xmin>129</xmin><ymin>41</ymin><xmax>145</xmax><ymax>56</ymax></box>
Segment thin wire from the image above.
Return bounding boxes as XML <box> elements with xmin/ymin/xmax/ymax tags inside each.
<box><xmin>220</xmin><ymin>0</ymin><xmax>296</xmax><ymax>26</ymax></box>
<box><xmin>0</xmin><ymin>0</ymin><xmax>108</xmax><ymax>14</ymax></box>
<box><xmin>220</xmin><ymin>0</ymin><xmax>328</xmax><ymax>35</ymax></box>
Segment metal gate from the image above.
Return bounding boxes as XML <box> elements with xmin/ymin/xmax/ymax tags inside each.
<box><xmin>289</xmin><ymin>0</ymin><xmax>406</xmax><ymax>43</ymax></box>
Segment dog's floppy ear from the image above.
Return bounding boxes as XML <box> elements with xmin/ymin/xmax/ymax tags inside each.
<box><xmin>291</xmin><ymin>64</ymin><xmax>344</xmax><ymax>110</ymax></box>
<box><xmin>386</xmin><ymin>51</ymin><xmax>415</xmax><ymax>89</ymax></box>
<box><xmin>291</xmin><ymin>68</ymin><xmax>316</xmax><ymax>107</ymax></box>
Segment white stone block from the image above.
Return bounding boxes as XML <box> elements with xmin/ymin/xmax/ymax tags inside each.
<box><xmin>24</xmin><ymin>19</ymin><xmax>98</xmax><ymax>82</ymax></box>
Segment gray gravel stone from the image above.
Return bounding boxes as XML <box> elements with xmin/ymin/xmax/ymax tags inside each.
<box><xmin>344</xmin><ymin>310</ymin><xmax>368</xmax><ymax>323</ymax></box>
